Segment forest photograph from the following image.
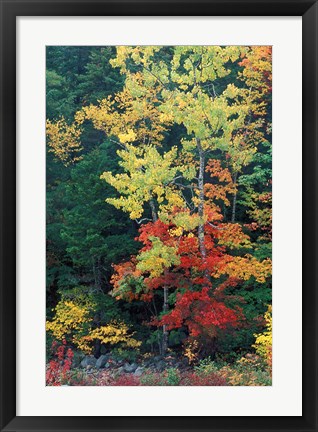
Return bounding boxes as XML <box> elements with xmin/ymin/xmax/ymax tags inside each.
<box><xmin>46</xmin><ymin>45</ymin><xmax>272</xmax><ymax>386</ymax></box>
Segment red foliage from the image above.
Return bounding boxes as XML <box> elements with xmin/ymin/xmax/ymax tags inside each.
<box><xmin>160</xmin><ymin>287</ymin><xmax>237</xmax><ymax>337</ymax></box>
<box><xmin>138</xmin><ymin>220</ymin><xmax>171</xmax><ymax>249</ymax></box>
<box><xmin>180</xmin><ymin>371</ymin><xmax>228</xmax><ymax>386</ymax></box>
<box><xmin>112</xmin><ymin>374</ymin><xmax>140</xmax><ymax>386</ymax></box>
<box><xmin>214</xmin><ymin>277</ymin><xmax>240</xmax><ymax>297</ymax></box>
<box><xmin>46</xmin><ymin>340</ymin><xmax>74</xmax><ymax>386</ymax></box>
<box><xmin>111</xmin><ymin>205</ymin><xmax>249</xmax><ymax>340</ymax></box>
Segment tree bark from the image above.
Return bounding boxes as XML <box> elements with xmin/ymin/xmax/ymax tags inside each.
<box><xmin>231</xmin><ymin>172</ymin><xmax>238</xmax><ymax>223</ymax></box>
<box><xmin>162</xmin><ymin>286</ymin><xmax>169</xmax><ymax>355</ymax></box>
<box><xmin>196</xmin><ymin>138</ymin><xmax>207</xmax><ymax>263</ymax></box>
<box><xmin>149</xmin><ymin>199</ymin><xmax>158</xmax><ymax>222</ymax></box>
<box><xmin>149</xmin><ymin>197</ymin><xmax>168</xmax><ymax>355</ymax></box>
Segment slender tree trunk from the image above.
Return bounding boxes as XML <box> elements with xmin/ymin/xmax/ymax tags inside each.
<box><xmin>162</xmin><ymin>286</ymin><xmax>169</xmax><ymax>355</ymax></box>
<box><xmin>94</xmin><ymin>339</ymin><xmax>101</xmax><ymax>359</ymax></box>
<box><xmin>193</xmin><ymin>71</ymin><xmax>207</xmax><ymax>270</ymax></box>
<box><xmin>196</xmin><ymin>138</ymin><xmax>207</xmax><ymax>264</ymax></box>
<box><xmin>149</xmin><ymin>198</ymin><xmax>168</xmax><ymax>355</ymax></box>
<box><xmin>231</xmin><ymin>172</ymin><xmax>238</xmax><ymax>223</ymax></box>
<box><xmin>157</xmin><ymin>331</ymin><xmax>162</xmax><ymax>355</ymax></box>
<box><xmin>92</xmin><ymin>258</ymin><xmax>102</xmax><ymax>292</ymax></box>
<box><xmin>93</xmin><ymin>312</ymin><xmax>101</xmax><ymax>358</ymax></box>
<box><xmin>92</xmin><ymin>258</ymin><xmax>97</xmax><ymax>289</ymax></box>
<box><xmin>96</xmin><ymin>257</ymin><xmax>102</xmax><ymax>291</ymax></box>
<box><xmin>149</xmin><ymin>199</ymin><xmax>158</xmax><ymax>222</ymax></box>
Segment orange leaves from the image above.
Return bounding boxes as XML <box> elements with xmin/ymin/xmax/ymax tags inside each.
<box><xmin>239</xmin><ymin>46</ymin><xmax>272</xmax><ymax>117</ymax></box>
<box><xmin>206</xmin><ymin>159</ymin><xmax>234</xmax><ymax>185</ymax></box>
<box><xmin>204</xmin><ymin>159</ymin><xmax>236</xmax><ymax>207</ymax></box>
<box><xmin>239</xmin><ymin>46</ymin><xmax>272</xmax><ymax>92</ymax></box>
<box><xmin>110</xmin><ymin>260</ymin><xmax>144</xmax><ymax>302</ymax></box>
<box><xmin>213</xmin><ymin>254</ymin><xmax>272</xmax><ymax>283</ymax></box>
<box><xmin>214</xmin><ymin>223</ymin><xmax>251</xmax><ymax>249</ymax></box>
<box><xmin>247</xmin><ymin>191</ymin><xmax>272</xmax><ymax>240</ymax></box>
<box><xmin>111</xmin><ymin>261</ymin><xmax>141</xmax><ymax>291</ymax></box>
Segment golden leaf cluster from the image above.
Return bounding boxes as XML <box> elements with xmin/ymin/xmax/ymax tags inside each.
<box><xmin>46</xmin><ymin>117</ymin><xmax>83</xmax><ymax>166</ymax></box>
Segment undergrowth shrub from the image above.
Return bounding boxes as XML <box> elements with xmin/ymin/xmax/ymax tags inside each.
<box><xmin>46</xmin><ymin>340</ymin><xmax>74</xmax><ymax>386</ymax></box>
<box><xmin>219</xmin><ymin>354</ymin><xmax>271</xmax><ymax>386</ymax></box>
<box><xmin>180</xmin><ymin>371</ymin><xmax>228</xmax><ymax>386</ymax></box>
<box><xmin>112</xmin><ymin>374</ymin><xmax>140</xmax><ymax>386</ymax></box>
<box><xmin>46</xmin><ymin>293</ymin><xmax>140</xmax><ymax>355</ymax></box>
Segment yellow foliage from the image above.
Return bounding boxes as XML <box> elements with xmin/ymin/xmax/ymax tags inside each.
<box><xmin>84</xmin><ymin>323</ymin><xmax>141</xmax><ymax>348</ymax></box>
<box><xmin>118</xmin><ymin>129</ymin><xmax>137</xmax><ymax>144</ymax></box>
<box><xmin>216</xmin><ymin>354</ymin><xmax>271</xmax><ymax>386</ymax></box>
<box><xmin>253</xmin><ymin>305</ymin><xmax>272</xmax><ymax>366</ymax></box>
<box><xmin>213</xmin><ymin>255</ymin><xmax>272</xmax><ymax>283</ymax></box>
<box><xmin>216</xmin><ymin>223</ymin><xmax>252</xmax><ymax>249</ymax></box>
<box><xmin>184</xmin><ymin>339</ymin><xmax>199</xmax><ymax>364</ymax></box>
<box><xmin>100</xmin><ymin>145</ymin><xmax>184</xmax><ymax>220</ymax></box>
<box><xmin>161</xmin><ymin>209</ymin><xmax>201</xmax><ymax>233</ymax></box>
<box><xmin>46</xmin><ymin>300</ymin><xmax>92</xmax><ymax>351</ymax></box>
<box><xmin>46</xmin><ymin>299</ymin><xmax>140</xmax><ymax>354</ymax></box>
<box><xmin>46</xmin><ymin>117</ymin><xmax>83</xmax><ymax>166</ymax></box>
<box><xmin>75</xmin><ymin>69</ymin><xmax>171</xmax><ymax>145</ymax></box>
<box><xmin>169</xmin><ymin>226</ymin><xmax>183</xmax><ymax>237</ymax></box>
<box><xmin>136</xmin><ymin>236</ymin><xmax>180</xmax><ymax>278</ymax></box>
<box><xmin>239</xmin><ymin>46</ymin><xmax>272</xmax><ymax>116</ymax></box>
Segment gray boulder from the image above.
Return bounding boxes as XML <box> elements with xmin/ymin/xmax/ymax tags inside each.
<box><xmin>123</xmin><ymin>362</ymin><xmax>138</xmax><ymax>373</ymax></box>
<box><xmin>156</xmin><ymin>360</ymin><xmax>166</xmax><ymax>372</ymax></box>
<box><xmin>80</xmin><ymin>355</ymin><xmax>96</xmax><ymax>369</ymax></box>
<box><xmin>72</xmin><ymin>351</ymin><xmax>84</xmax><ymax>368</ymax></box>
<box><xmin>96</xmin><ymin>354</ymin><xmax>109</xmax><ymax>369</ymax></box>
<box><xmin>134</xmin><ymin>367</ymin><xmax>144</xmax><ymax>377</ymax></box>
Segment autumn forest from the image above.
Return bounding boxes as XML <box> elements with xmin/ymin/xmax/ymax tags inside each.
<box><xmin>46</xmin><ymin>46</ymin><xmax>272</xmax><ymax>386</ymax></box>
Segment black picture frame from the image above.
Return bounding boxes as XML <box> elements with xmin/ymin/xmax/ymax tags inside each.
<box><xmin>0</xmin><ymin>0</ymin><xmax>317</xmax><ymax>431</ymax></box>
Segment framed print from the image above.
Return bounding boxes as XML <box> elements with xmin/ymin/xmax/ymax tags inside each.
<box><xmin>0</xmin><ymin>0</ymin><xmax>317</xmax><ymax>431</ymax></box>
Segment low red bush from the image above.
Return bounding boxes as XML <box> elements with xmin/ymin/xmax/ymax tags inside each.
<box><xmin>112</xmin><ymin>374</ymin><xmax>140</xmax><ymax>386</ymax></box>
<box><xmin>46</xmin><ymin>340</ymin><xmax>74</xmax><ymax>386</ymax></box>
<box><xmin>180</xmin><ymin>371</ymin><xmax>228</xmax><ymax>386</ymax></box>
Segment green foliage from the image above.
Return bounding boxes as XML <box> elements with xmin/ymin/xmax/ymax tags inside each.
<box><xmin>194</xmin><ymin>357</ymin><xmax>219</xmax><ymax>375</ymax></box>
<box><xmin>168</xmin><ymin>330</ymin><xmax>187</xmax><ymax>347</ymax></box>
<box><xmin>139</xmin><ymin>368</ymin><xmax>181</xmax><ymax>386</ymax></box>
<box><xmin>112</xmin><ymin>348</ymin><xmax>138</xmax><ymax>363</ymax></box>
<box><xmin>47</xmin><ymin>141</ymin><xmax>138</xmax><ymax>293</ymax></box>
<box><xmin>61</xmin><ymin>286</ymin><xmax>123</xmax><ymax>324</ymax></box>
<box><xmin>194</xmin><ymin>355</ymin><xmax>271</xmax><ymax>386</ymax></box>
<box><xmin>46</xmin><ymin>46</ymin><xmax>123</xmax><ymax>121</ymax></box>
<box><xmin>166</xmin><ymin>368</ymin><xmax>181</xmax><ymax>386</ymax></box>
